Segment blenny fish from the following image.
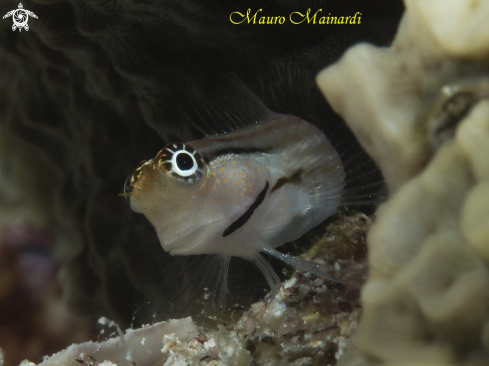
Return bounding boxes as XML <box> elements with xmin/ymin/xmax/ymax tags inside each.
<box><xmin>126</xmin><ymin>107</ymin><xmax>377</xmax><ymax>312</ymax></box>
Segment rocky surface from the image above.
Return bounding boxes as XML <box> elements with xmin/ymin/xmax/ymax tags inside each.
<box><xmin>23</xmin><ymin>213</ymin><xmax>372</xmax><ymax>366</ymax></box>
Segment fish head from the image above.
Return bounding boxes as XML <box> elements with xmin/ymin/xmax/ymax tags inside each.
<box><xmin>128</xmin><ymin>142</ymin><xmax>215</xmax><ymax>254</ymax></box>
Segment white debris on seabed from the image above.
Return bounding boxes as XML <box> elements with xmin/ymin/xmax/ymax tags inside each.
<box><xmin>216</xmin><ymin>328</ymin><xmax>252</xmax><ymax>366</ymax></box>
<box><xmin>21</xmin><ymin>317</ymin><xmax>201</xmax><ymax>366</ymax></box>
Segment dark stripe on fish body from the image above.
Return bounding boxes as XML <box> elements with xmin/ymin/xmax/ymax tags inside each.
<box><xmin>222</xmin><ymin>181</ymin><xmax>269</xmax><ymax>237</ymax></box>
<box><xmin>271</xmin><ymin>168</ymin><xmax>303</xmax><ymax>193</ymax></box>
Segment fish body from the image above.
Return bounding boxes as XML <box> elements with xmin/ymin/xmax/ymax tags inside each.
<box><xmin>129</xmin><ymin>114</ymin><xmax>344</xmax><ymax>262</ymax></box>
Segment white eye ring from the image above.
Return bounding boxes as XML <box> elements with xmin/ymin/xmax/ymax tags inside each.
<box><xmin>171</xmin><ymin>151</ymin><xmax>198</xmax><ymax>177</ymax></box>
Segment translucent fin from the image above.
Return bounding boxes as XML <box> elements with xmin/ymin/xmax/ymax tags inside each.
<box><xmin>309</xmin><ymin>140</ymin><xmax>387</xmax><ymax>208</ymax></box>
<box><xmin>181</xmin><ymin>72</ymin><xmax>274</xmax><ymax>136</ymax></box>
<box><xmin>338</xmin><ymin>141</ymin><xmax>388</xmax><ymax>205</ymax></box>
<box><xmin>135</xmin><ymin>254</ymin><xmax>232</xmax><ymax>326</ymax></box>
<box><xmin>262</xmin><ymin>248</ymin><xmax>366</xmax><ymax>283</ymax></box>
<box><xmin>310</xmin><ymin>178</ymin><xmax>387</xmax><ymax>208</ymax></box>
<box><xmin>332</xmin><ymin>125</ymin><xmax>388</xmax><ymax>206</ymax></box>
<box><xmin>207</xmin><ymin>255</ymin><xmax>231</xmax><ymax>312</ymax></box>
<box><xmin>251</xmin><ymin>252</ymin><xmax>282</xmax><ymax>301</ymax></box>
<box><xmin>175</xmin><ymin>254</ymin><xmax>231</xmax><ymax>316</ymax></box>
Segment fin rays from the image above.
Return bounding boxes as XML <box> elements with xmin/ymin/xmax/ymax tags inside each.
<box><xmin>252</xmin><ymin>252</ymin><xmax>282</xmax><ymax>301</ymax></box>
<box><xmin>262</xmin><ymin>248</ymin><xmax>366</xmax><ymax>281</ymax></box>
<box><xmin>182</xmin><ymin>73</ymin><xmax>274</xmax><ymax>136</ymax></box>
<box><xmin>136</xmin><ymin>254</ymin><xmax>231</xmax><ymax>325</ymax></box>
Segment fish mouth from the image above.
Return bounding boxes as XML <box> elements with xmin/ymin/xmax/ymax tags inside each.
<box><xmin>159</xmin><ymin>226</ymin><xmax>200</xmax><ymax>253</ymax></box>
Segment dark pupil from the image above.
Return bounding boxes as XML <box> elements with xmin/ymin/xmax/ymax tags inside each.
<box><xmin>176</xmin><ymin>152</ymin><xmax>194</xmax><ymax>171</ymax></box>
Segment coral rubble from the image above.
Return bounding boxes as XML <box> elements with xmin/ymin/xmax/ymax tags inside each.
<box><xmin>23</xmin><ymin>213</ymin><xmax>371</xmax><ymax>366</ymax></box>
<box><xmin>30</xmin><ymin>317</ymin><xmax>200</xmax><ymax>366</ymax></box>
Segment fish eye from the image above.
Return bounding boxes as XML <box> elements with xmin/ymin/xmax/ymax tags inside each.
<box><xmin>157</xmin><ymin>142</ymin><xmax>205</xmax><ymax>183</ymax></box>
<box><xmin>173</xmin><ymin>151</ymin><xmax>197</xmax><ymax>176</ymax></box>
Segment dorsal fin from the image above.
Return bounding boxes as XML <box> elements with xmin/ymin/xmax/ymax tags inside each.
<box><xmin>181</xmin><ymin>72</ymin><xmax>274</xmax><ymax>136</ymax></box>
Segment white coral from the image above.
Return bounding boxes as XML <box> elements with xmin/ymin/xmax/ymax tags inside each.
<box><xmin>317</xmin><ymin>0</ymin><xmax>489</xmax><ymax>365</ymax></box>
